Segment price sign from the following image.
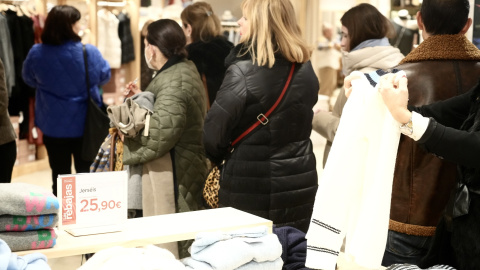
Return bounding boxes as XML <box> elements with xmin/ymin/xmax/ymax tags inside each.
<box><xmin>58</xmin><ymin>171</ymin><xmax>127</xmax><ymax>236</ymax></box>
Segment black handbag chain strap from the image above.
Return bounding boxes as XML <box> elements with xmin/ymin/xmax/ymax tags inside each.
<box><xmin>82</xmin><ymin>45</ymin><xmax>91</xmax><ymax>99</ymax></box>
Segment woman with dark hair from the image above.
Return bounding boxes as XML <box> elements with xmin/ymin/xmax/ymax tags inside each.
<box><xmin>181</xmin><ymin>1</ymin><xmax>233</xmax><ymax>107</ymax></box>
<box><xmin>122</xmin><ymin>19</ymin><xmax>208</xmax><ymax>258</ymax></box>
<box><xmin>22</xmin><ymin>5</ymin><xmax>111</xmax><ymax>196</ymax></box>
<box><xmin>312</xmin><ymin>3</ymin><xmax>404</xmax><ymax>167</ymax></box>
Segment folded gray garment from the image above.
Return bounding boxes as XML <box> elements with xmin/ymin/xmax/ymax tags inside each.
<box><xmin>0</xmin><ymin>229</ymin><xmax>57</xmax><ymax>252</ymax></box>
<box><xmin>0</xmin><ymin>183</ymin><xmax>59</xmax><ymax>216</ymax></box>
<box><xmin>0</xmin><ymin>214</ymin><xmax>58</xmax><ymax>232</ymax></box>
<box><xmin>107</xmin><ymin>92</ymin><xmax>155</xmax><ymax>138</ymax></box>
<box><xmin>131</xmin><ymin>91</ymin><xmax>155</xmax><ymax>111</ymax></box>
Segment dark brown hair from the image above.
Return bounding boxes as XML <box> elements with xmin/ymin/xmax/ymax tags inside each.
<box><xmin>41</xmin><ymin>5</ymin><xmax>81</xmax><ymax>45</ymax></box>
<box><xmin>146</xmin><ymin>19</ymin><xmax>187</xmax><ymax>59</ymax></box>
<box><xmin>341</xmin><ymin>3</ymin><xmax>395</xmax><ymax>50</ymax></box>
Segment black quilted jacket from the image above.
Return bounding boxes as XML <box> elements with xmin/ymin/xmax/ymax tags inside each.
<box><xmin>203</xmin><ymin>45</ymin><xmax>319</xmax><ymax>232</ymax></box>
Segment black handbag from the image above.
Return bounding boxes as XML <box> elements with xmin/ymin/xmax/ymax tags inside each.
<box><xmin>81</xmin><ymin>45</ymin><xmax>110</xmax><ymax>162</ymax></box>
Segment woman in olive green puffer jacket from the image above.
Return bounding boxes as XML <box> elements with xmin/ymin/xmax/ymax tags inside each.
<box><xmin>122</xmin><ymin>19</ymin><xmax>208</xmax><ymax>258</ymax></box>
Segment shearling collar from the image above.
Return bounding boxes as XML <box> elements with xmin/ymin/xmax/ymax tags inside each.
<box><xmin>399</xmin><ymin>34</ymin><xmax>480</xmax><ymax>64</ymax></box>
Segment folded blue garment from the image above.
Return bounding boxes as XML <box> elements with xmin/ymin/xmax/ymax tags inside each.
<box><xmin>182</xmin><ymin>226</ymin><xmax>282</xmax><ymax>270</ymax></box>
<box><xmin>0</xmin><ymin>239</ymin><xmax>50</xmax><ymax>270</ymax></box>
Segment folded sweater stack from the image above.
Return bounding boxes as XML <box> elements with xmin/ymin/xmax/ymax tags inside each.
<box><xmin>182</xmin><ymin>226</ymin><xmax>283</xmax><ymax>270</ymax></box>
<box><xmin>0</xmin><ymin>183</ymin><xmax>59</xmax><ymax>252</ymax></box>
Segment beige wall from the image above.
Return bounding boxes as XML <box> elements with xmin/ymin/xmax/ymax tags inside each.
<box><xmin>201</xmin><ymin>0</ymin><xmax>242</xmax><ymax>21</ymax></box>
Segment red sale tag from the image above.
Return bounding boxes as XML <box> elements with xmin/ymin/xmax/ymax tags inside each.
<box><xmin>61</xmin><ymin>176</ymin><xmax>76</xmax><ymax>225</ymax></box>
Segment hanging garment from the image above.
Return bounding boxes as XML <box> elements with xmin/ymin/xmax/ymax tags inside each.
<box><xmin>97</xmin><ymin>9</ymin><xmax>122</xmax><ymax>69</ymax></box>
<box><xmin>5</xmin><ymin>10</ymin><xmax>35</xmax><ymax>138</ymax></box>
<box><xmin>27</xmin><ymin>13</ymin><xmax>46</xmax><ymax>146</ymax></box>
<box><xmin>0</xmin><ymin>13</ymin><xmax>15</xmax><ymax>96</ymax></box>
<box><xmin>306</xmin><ymin>71</ymin><xmax>402</xmax><ymax>270</ymax></box>
<box><xmin>117</xmin><ymin>12</ymin><xmax>135</xmax><ymax>64</ymax></box>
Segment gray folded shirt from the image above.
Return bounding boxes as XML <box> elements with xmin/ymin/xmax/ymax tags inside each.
<box><xmin>0</xmin><ymin>183</ymin><xmax>59</xmax><ymax>216</ymax></box>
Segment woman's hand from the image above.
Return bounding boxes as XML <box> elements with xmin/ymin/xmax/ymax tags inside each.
<box><xmin>378</xmin><ymin>73</ymin><xmax>411</xmax><ymax>124</ymax></box>
<box><xmin>344</xmin><ymin>71</ymin><xmax>364</xmax><ymax>98</ymax></box>
<box><xmin>124</xmin><ymin>78</ymin><xmax>140</xmax><ymax>98</ymax></box>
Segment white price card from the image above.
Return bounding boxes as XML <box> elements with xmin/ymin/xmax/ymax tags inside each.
<box><xmin>57</xmin><ymin>170</ymin><xmax>128</xmax><ymax>236</ymax></box>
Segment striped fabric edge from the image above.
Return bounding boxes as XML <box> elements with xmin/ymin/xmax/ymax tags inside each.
<box><xmin>311</xmin><ymin>219</ymin><xmax>341</xmax><ymax>234</ymax></box>
<box><xmin>364</xmin><ymin>68</ymin><xmax>401</xmax><ymax>88</ymax></box>
<box><xmin>386</xmin><ymin>264</ymin><xmax>457</xmax><ymax>270</ymax></box>
<box><xmin>306</xmin><ymin>245</ymin><xmax>339</xmax><ymax>256</ymax></box>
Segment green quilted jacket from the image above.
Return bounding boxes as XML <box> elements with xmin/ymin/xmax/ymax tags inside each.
<box><xmin>123</xmin><ymin>58</ymin><xmax>208</xmax><ymax>213</ymax></box>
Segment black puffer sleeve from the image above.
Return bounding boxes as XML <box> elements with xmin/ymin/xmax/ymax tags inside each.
<box><xmin>203</xmin><ymin>63</ymin><xmax>247</xmax><ymax>165</ymax></box>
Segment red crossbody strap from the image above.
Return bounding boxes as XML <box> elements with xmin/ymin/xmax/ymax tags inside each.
<box><xmin>231</xmin><ymin>63</ymin><xmax>295</xmax><ymax>147</ymax></box>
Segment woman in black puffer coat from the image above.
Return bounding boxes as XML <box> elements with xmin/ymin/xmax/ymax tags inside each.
<box><xmin>203</xmin><ymin>0</ymin><xmax>319</xmax><ymax>233</ymax></box>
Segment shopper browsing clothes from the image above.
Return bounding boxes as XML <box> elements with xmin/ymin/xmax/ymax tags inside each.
<box><xmin>180</xmin><ymin>1</ymin><xmax>233</xmax><ymax>108</ymax></box>
<box><xmin>383</xmin><ymin>0</ymin><xmax>480</xmax><ymax>266</ymax></box>
<box><xmin>203</xmin><ymin>0</ymin><xmax>319</xmax><ymax>233</ymax></box>
<box><xmin>22</xmin><ymin>5</ymin><xmax>111</xmax><ymax>196</ymax></box>
<box><xmin>373</xmin><ymin>71</ymin><xmax>480</xmax><ymax>270</ymax></box>
<box><xmin>122</xmin><ymin>19</ymin><xmax>208</xmax><ymax>258</ymax></box>
<box><xmin>312</xmin><ymin>3</ymin><xmax>404</xmax><ymax>167</ymax></box>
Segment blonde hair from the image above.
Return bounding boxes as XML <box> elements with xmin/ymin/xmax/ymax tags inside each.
<box><xmin>180</xmin><ymin>1</ymin><xmax>222</xmax><ymax>43</ymax></box>
<box><xmin>240</xmin><ymin>0</ymin><xmax>311</xmax><ymax>68</ymax></box>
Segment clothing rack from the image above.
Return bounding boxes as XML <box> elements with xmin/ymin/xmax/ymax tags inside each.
<box><xmin>221</xmin><ymin>21</ymin><xmax>238</xmax><ymax>28</ymax></box>
<box><xmin>221</xmin><ymin>21</ymin><xmax>240</xmax><ymax>45</ymax></box>
<box><xmin>97</xmin><ymin>1</ymin><xmax>126</xmax><ymax>7</ymax></box>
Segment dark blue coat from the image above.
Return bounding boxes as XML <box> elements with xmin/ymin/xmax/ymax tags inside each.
<box><xmin>22</xmin><ymin>41</ymin><xmax>110</xmax><ymax>138</ymax></box>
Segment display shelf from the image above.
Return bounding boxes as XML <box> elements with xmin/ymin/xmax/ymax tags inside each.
<box><xmin>14</xmin><ymin>207</ymin><xmax>272</xmax><ymax>259</ymax></box>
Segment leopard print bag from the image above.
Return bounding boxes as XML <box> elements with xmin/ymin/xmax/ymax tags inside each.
<box><xmin>203</xmin><ymin>165</ymin><xmax>220</xmax><ymax>208</ymax></box>
<box><xmin>201</xmin><ymin>64</ymin><xmax>295</xmax><ymax>209</ymax></box>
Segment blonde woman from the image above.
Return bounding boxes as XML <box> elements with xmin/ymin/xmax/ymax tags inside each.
<box><xmin>203</xmin><ymin>0</ymin><xmax>319</xmax><ymax>233</ymax></box>
<box><xmin>181</xmin><ymin>1</ymin><xmax>233</xmax><ymax>107</ymax></box>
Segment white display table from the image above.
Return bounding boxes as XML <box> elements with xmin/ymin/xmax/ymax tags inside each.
<box><xmin>14</xmin><ymin>207</ymin><xmax>272</xmax><ymax>259</ymax></box>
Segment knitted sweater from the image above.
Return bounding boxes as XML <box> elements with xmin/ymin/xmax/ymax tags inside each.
<box><xmin>306</xmin><ymin>72</ymin><xmax>402</xmax><ymax>270</ymax></box>
<box><xmin>0</xmin><ymin>183</ymin><xmax>59</xmax><ymax>216</ymax></box>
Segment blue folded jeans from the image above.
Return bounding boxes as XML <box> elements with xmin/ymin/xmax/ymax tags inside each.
<box><xmin>382</xmin><ymin>229</ymin><xmax>433</xmax><ymax>267</ymax></box>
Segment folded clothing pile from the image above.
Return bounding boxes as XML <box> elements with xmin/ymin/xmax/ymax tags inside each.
<box><xmin>0</xmin><ymin>183</ymin><xmax>59</xmax><ymax>252</ymax></box>
<box><xmin>182</xmin><ymin>226</ymin><xmax>283</xmax><ymax>270</ymax></box>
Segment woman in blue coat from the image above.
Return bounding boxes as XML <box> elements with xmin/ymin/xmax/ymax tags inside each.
<box><xmin>22</xmin><ymin>5</ymin><xmax>111</xmax><ymax>196</ymax></box>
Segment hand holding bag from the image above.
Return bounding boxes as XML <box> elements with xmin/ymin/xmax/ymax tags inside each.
<box><xmin>81</xmin><ymin>45</ymin><xmax>110</xmax><ymax>162</ymax></box>
<box><xmin>203</xmin><ymin>63</ymin><xmax>296</xmax><ymax>209</ymax></box>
